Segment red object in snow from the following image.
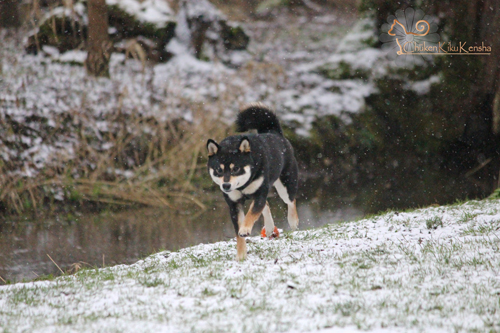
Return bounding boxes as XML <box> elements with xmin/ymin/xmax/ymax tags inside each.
<box><xmin>261</xmin><ymin>226</ymin><xmax>279</xmax><ymax>239</ymax></box>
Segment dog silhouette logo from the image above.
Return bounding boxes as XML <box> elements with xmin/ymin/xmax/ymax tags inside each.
<box><xmin>387</xmin><ymin>18</ymin><xmax>430</xmax><ymax>55</ymax></box>
<box><xmin>379</xmin><ymin>8</ymin><xmax>440</xmax><ymax>65</ymax></box>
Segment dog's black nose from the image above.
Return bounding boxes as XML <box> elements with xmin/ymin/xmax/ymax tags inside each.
<box><xmin>222</xmin><ymin>183</ymin><xmax>231</xmax><ymax>191</ymax></box>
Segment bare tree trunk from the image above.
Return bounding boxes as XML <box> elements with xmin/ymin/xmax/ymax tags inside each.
<box><xmin>85</xmin><ymin>0</ymin><xmax>112</xmax><ymax>77</ymax></box>
<box><xmin>494</xmin><ymin>88</ymin><xmax>500</xmax><ymax>135</ymax></box>
<box><xmin>0</xmin><ymin>0</ymin><xmax>21</xmax><ymax>28</ymax></box>
<box><xmin>461</xmin><ymin>0</ymin><xmax>500</xmax><ymax>145</ymax></box>
<box><xmin>479</xmin><ymin>0</ymin><xmax>500</xmax><ymax>138</ymax></box>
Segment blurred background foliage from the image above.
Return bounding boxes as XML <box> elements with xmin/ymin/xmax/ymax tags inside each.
<box><xmin>0</xmin><ymin>0</ymin><xmax>499</xmax><ymax>217</ymax></box>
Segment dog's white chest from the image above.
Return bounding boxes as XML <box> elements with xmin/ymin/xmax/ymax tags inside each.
<box><xmin>226</xmin><ymin>176</ymin><xmax>264</xmax><ymax>202</ymax></box>
<box><xmin>242</xmin><ymin>176</ymin><xmax>264</xmax><ymax>195</ymax></box>
<box><xmin>227</xmin><ymin>190</ymin><xmax>243</xmax><ymax>202</ymax></box>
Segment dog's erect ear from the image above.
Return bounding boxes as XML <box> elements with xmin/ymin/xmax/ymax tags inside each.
<box><xmin>239</xmin><ymin>137</ymin><xmax>251</xmax><ymax>153</ymax></box>
<box><xmin>207</xmin><ymin>139</ymin><xmax>219</xmax><ymax>157</ymax></box>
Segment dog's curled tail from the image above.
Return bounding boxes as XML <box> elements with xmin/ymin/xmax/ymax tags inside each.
<box><xmin>236</xmin><ymin>102</ymin><xmax>283</xmax><ymax>136</ymax></box>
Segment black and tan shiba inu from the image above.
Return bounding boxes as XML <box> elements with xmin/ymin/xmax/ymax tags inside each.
<box><xmin>207</xmin><ymin>103</ymin><xmax>299</xmax><ymax>260</ymax></box>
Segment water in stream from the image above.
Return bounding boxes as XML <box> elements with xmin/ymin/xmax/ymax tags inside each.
<box><xmin>2</xmin><ymin>160</ymin><xmax>494</xmax><ymax>284</ymax></box>
<box><xmin>0</xmin><ymin>191</ymin><xmax>363</xmax><ymax>283</ymax></box>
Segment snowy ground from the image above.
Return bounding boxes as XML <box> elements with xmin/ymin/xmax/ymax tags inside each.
<box><xmin>1</xmin><ymin>198</ymin><xmax>499</xmax><ymax>332</ymax></box>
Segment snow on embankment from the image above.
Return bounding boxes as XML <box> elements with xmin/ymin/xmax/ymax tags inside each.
<box><xmin>1</xmin><ymin>199</ymin><xmax>499</xmax><ymax>332</ymax></box>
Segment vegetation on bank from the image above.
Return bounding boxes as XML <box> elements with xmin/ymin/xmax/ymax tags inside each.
<box><xmin>1</xmin><ymin>0</ymin><xmax>250</xmax><ymax>218</ymax></box>
<box><xmin>2</xmin><ymin>0</ymin><xmax>500</xmax><ymax>219</ymax></box>
<box><xmin>1</xmin><ymin>101</ymin><xmax>229</xmax><ymax>217</ymax></box>
<box><xmin>283</xmin><ymin>0</ymin><xmax>500</xmax><ymax>211</ymax></box>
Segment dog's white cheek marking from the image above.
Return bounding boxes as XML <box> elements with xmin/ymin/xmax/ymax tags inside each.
<box><xmin>274</xmin><ymin>179</ymin><xmax>292</xmax><ymax>204</ymax></box>
<box><xmin>209</xmin><ymin>169</ymin><xmax>222</xmax><ymax>186</ymax></box>
<box><xmin>242</xmin><ymin>176</ymin><xmax>264</xmax><ymax>195</ymax></box>
<box><xmin>231</xmin><ymin>166</ymin><xmax>252</xmax><ymax>189</ymax></box>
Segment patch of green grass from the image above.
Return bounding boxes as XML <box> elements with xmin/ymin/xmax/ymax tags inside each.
<box><xmin>426</xmin><ymin>216</ymin><xmax>443</xmax><ymax>230</ymax></box>
<box><xmin>140</xmin><ymin>277</ymin><xmax>165</xmax><ymax>288</ymax></box>
<box><xmin>32</xmin><ymin>273</ymin><xmax>57</xmax><ymax>282</ymax></box>
<box><xmin>334</xmin><ymin>300</ymin><xmax>362</xmax><ymax>317</ymax></box>
<box><xmin>100</xmin><ymin>271</ymin><xmax>115</xmax><ymax>281</ymax></box>
<box><xmin>458</xmin><ymin>211</ymin><xmax>478</xmax><ymax>224</ymax></box>
<box><xmin>250</xmin><ymin>242</ymin><xmax>282</xmax><ymax>260</ymax></box>
<box><xmin>317</xmin><ymin>61</ymin><xmax>370</xmax><ymax>81</ymax></box>
<box><xmin>8</xmin><ymin>287</ymin><xmax>42</xmax><ymax>306</ymax></box>
<box><xmin>166</xmin><ymin>259</ymin><xmax>181</xmax><ymax>270</ymax></box>
<box><xmin>395</xmin><ymin>241</ymin><xmax>420</xmax><ymax>263</ymax></box>
<box><xmin>420</xmin><ymin>239</ymin><xmax>466</xmax><ymax>268</ymax></box>
<box><xmin>461</xmin><ymin>220</ymin><xmax>500</xmax><ymax>236</ymax></box>
<box><xmin>488</xmin><ymin>188</ymin><xmax>500</xmax><ymax>199</ymax></box>
<box><xmin>201</xmin><ymin>287</ymin><xmax>217</xmax><ymax>297</ymax></box>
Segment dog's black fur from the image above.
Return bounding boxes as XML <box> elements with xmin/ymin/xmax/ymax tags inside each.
<box><xmin>207</xmin><ymin>103</ymin><xmax>299</xmax><ymax>260</ymax></box>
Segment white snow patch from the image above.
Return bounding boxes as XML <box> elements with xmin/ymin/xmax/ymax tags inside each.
<box><xmin>106</xmin><ymin>0</ymin><xmax>175</xmax><ymax>28</ymax></box>
<box><xmin>407</xmin><ymin>75</ymin><xmax>441</xmax><ymax>95</ymax></box>
<box><xmin>56</xmin><ymin>50</ymin><xmax>88</xmax><ymax>64</ymax></box>
<box><xmin>336</xmin><ymin>19</ymin><xmax>376</xmax><ymax>53</ymax></box>
<box><xmin>323</xmin><ymin>48</ymin><xmax>384</xmax><ymax>73</ymax></box>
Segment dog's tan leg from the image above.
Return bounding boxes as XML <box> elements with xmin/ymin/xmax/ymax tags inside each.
<box><xmin>236</xmin><ymin>204</ymin><xmax>247</xmax><ymax>260</ymax></box>
<box><xmin>238</xmin><ymin>201</ymin><xmax>263</xmax><ymax>237</ymax></box>
<box><xmin>288</xmin><ymin>199</ymin><xmax>299</xmax><ymax>231</ymax></box>
<box><xmin>236</xmin><ymin>235</ymin><xmax>247</xmax><ymax>261</ymax></box>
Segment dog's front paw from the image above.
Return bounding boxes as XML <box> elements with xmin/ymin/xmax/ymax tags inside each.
<box><xmin>238</xmin><ymin>226</ymin><xmax>252</xmax><ymax>237</ymax></box>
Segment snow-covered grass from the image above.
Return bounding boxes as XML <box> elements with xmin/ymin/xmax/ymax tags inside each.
<box><xmin>1</xmin><ymin>199</ymin><xmax>499</xmax><ymax>332</ymax></box>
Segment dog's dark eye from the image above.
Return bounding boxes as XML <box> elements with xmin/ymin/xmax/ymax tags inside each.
<box><xmin>232</xmin><ymin>166</ymin><xmax>240</xmax><ymax>173</ymax></box>
<box><xmin>213</xmin><ymin>167</ymin><xmax>222</xmax><ymax>175</ymax></box>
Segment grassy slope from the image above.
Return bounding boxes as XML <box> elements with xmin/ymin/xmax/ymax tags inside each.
<box><xmin>1</xmin><ymin>199</ymin><xmax>500</xmax><ymax>332</ymax></box>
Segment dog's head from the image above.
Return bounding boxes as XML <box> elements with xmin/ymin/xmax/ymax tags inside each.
<box><xmin>206</xmin><ymin>136</ymin><xmax>253</xmax><ymax>193</ymax></box>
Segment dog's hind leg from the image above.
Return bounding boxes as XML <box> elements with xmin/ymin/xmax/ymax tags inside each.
<box><xmin>287</xmin><ymin>199</ymin><xmax>299</xmax><ymax>231</ymax></box>
<box><xmin>274</xmin><ymin>164</ymin><xmax>299</xmax><ymax>230</ymax></box>
<box><xmin>261</xmin><ymin>201</ymin><xmax>279</xmax><ymax>238</ymax></box>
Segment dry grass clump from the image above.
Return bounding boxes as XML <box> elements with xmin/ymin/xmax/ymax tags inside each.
<box><xmin>0</xmin><ymin>106</ymin><xmax>231</xmax><ymax>216</ymax></box>
<box><xmin>0</xmin><ymin>16</ymin><xmax>286</xmax><ymax>218</ymax></box>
